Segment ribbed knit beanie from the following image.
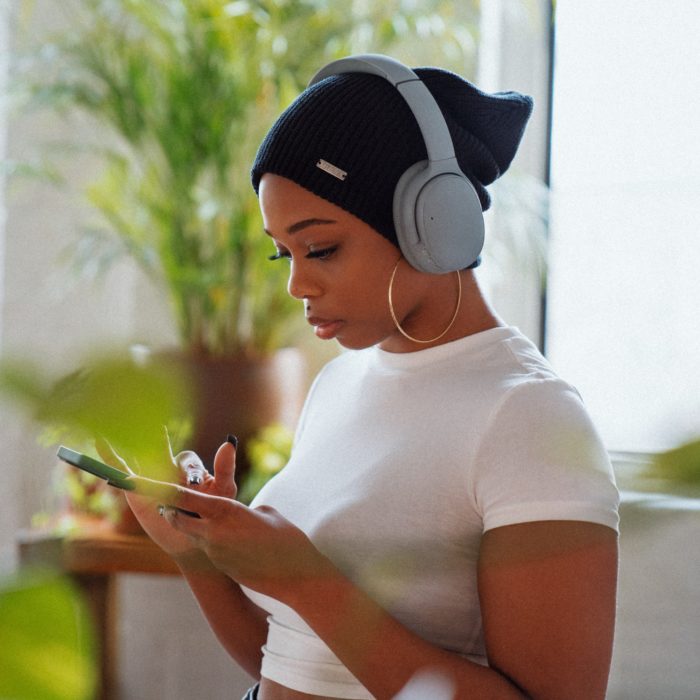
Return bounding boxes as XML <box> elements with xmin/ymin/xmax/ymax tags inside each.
<box><xmin>251</xmin><ymin>66</ymin><xmax>533</xmax><ymax>249</ymax></box>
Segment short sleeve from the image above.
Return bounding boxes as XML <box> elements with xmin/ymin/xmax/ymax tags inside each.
<box><xmin>470</xmin><ymin>378</ymin><xmax>620</xmax><ymax>533</ymax></box>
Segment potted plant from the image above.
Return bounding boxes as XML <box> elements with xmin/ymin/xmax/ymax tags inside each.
<box><xmin>19</xmin><ymin>0</ymin><xmax>340</xmax><ymax>473</ymax></box>
<box><xmin>16</xmin><ymin>0</ymin><xmax>481</xmax><ymax>475</ymax></box>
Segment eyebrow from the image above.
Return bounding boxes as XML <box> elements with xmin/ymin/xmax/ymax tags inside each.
<box><xmin>264</xmin><ymin>218</ymin><xmax>338</xmax><ymax>236</ymax></box>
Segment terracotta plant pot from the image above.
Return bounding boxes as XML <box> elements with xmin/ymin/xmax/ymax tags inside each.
<box><xmin>163</xmin><ymin>348</ymin><xmax>307</xmax><ymax>486</ymax></box>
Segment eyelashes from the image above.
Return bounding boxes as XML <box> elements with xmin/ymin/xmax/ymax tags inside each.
<box><xmin>268</xmin><ymin>246</ymin><xmax>338</xmax><ymax>262</ymax></box>
<box><xmin>307</xmin><ymin>246</ymin><xmax>337</xmax><ymax>260</ymax></box>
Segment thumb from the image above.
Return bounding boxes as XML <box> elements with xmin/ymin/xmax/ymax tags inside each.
<box><xmin>213</xmin><ymin>434</ymin><xmax>238</xmax><ymax>499</ymax></box>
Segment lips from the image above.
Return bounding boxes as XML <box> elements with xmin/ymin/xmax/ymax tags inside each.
<box><xmin>306</xmin><ymin>315</ymin><xmax>344</xmax><ymax>340</ymax></box>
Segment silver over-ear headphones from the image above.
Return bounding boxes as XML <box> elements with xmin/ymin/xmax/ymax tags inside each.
<box><xmin>308</xmin><ymin>54</ymin><xmax>484</xmax><ymax>274</ymax></box>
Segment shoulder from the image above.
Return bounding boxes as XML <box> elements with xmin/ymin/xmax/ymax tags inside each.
<box><xmin>475</xmin><ymin>371</ymin><xmax>613</xmax><ymax>485</ymax></box>
<box><xmin>416</xmin><ymin>327</ymin><xmax>566</xmax><ymax>412</ymax></box>
<box><xmin>453</xmin><ymin>327</ymin><xmax>587</xmax><ymax>420</ymax></box>
<box><xmin>469</xmin><ymin>361</ymin><xmax>620</xmax><ymax>533</ymax></box>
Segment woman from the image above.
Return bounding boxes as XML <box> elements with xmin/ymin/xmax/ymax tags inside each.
<box><xmin>109</xmin><ymin>55</ymin><xmax>619</xmax><ymax>699</ymax></box>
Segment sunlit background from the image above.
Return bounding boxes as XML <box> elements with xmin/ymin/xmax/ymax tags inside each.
<box><xmin>0</xmin><ymin>1</ymin><xmax>698</xmax><ymax>698</ymax></box>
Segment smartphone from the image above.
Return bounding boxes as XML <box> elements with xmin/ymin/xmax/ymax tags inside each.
<box><xmin>57</xmin><ymin>445</ymin><xmax>135</xmax><ymax>491</ymax></box>
<box><xmin>56</xmin><ymin>445</ymin><xmax>201</xmax><ymax>518</ymax></box>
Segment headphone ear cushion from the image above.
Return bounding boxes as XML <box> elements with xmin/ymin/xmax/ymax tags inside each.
<box><xmin>393</xmin><ymin>162</ymin><xmax>485</xmax><ymax>274</ymax></box>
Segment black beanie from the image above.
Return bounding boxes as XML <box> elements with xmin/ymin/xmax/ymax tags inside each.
<box><xmin>251</xmin><ymin>66</ymin><xmax>533</xmax><ymax>249</ymax></box>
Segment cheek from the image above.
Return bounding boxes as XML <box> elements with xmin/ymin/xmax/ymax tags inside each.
<box><xmin>337</xmin><ymin>271</ymin><xmax>388</xmax><ymax>315</ymax></box>
<box><xmin>335</xmin><ymin>276</ymin><xmax>395</xmax><ymax>344</ymax></box>
<box><xmin>325</xmin><ymin>257</ymin><xmax>400</xmax><ymax>349</ymax></box>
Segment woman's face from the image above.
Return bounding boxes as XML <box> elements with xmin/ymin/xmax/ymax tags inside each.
<box><xmin>259</xmin><ymin>173</ymin><xmax>431</xmax><ymax>351</ymax></box>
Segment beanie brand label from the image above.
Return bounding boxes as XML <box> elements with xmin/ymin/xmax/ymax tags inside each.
<box><xmin>316</xmin><ymin>159</ymin><xmax>347</xmax><ymax>181</ymax></box>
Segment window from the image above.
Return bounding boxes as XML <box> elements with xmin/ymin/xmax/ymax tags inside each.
<box><xmin>546</xmin><ymin>0</ymin><xmax>700</xmax><ymax>453</ymax></box>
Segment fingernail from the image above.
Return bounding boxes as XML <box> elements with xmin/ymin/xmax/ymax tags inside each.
<box><xmin>227</xmin><ymin>434</ymin><xmax>238</xmax><ymax>449</ymax></box>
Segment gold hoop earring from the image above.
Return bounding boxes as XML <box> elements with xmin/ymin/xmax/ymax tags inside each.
<box><xmin>388</xmin><ymin>259</ymin><xmax>462</xmax><ymax>344</ymax></box>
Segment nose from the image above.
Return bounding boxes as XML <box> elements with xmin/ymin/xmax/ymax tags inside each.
<box><xmin>287</xmin><ymin>259</ymin><xmax>322</xmax><ymax>300</ymax></box>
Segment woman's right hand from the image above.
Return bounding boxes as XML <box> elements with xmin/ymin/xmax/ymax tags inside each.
<box><xmin>96</xmin><ymin>435</ymin><xmax>238</xmax><ymax>564</ymax></box>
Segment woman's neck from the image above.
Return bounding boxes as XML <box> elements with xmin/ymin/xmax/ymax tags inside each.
<box><xmin>379</xmin><ymin>270</ymin><xmax>504</xmax><ymax>353</ymax></box>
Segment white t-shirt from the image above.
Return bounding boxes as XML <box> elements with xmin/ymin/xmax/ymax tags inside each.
<box><xmin>242</xmin><ymin>326</ymin><xmax>619</xmax><ymax>698</ymax></box>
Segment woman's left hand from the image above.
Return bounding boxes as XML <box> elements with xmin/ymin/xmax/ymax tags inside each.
<box><xmin>131</xmin><ymin>477</ymin><xmax>334</xmax><ymax>600</ymax></box>
<box><xmin>97</xmin><ymin>435</ymin><xmax>237</xmax><ymax>564</ymax></box>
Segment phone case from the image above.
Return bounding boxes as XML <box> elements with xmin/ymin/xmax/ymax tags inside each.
<box><xmin>57</xmin><ymin>446</ymin><xmax>135</xmax><ymax>491</ymax></box>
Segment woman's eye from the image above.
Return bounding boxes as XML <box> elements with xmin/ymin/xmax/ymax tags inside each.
<box><xmin>306</xmin><ymin>246</ymin><xmax>337</xmax><ymax>260</ymax></box>
<box><xmin>268</xmin><ymin>246</ymin><xmax>337</xmax><ymax>262</ymax></box>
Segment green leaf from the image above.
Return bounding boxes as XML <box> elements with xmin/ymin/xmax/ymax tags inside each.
<box><xmin>651</xmin><ymin>439</ymin><xmax>700</xmax><ymax>486</ymax></box>
<box><xmin>0</xmin><ymin>572</ymin><xmax>97</xmax><ymax>700</ymax></box>
<box><xmin>0</xmin><ymin>352</ymin><xmax>194</xmax><ymax>479</ymax></box>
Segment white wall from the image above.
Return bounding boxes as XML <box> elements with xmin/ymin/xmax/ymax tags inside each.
<box><xmin>547</xmin><ymin>0</ymin><xmax>700</xmax><ymax>453</ymax></box>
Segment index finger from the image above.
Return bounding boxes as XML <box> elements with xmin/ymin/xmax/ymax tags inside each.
<box><xmin>211</xmin><ymin>437</ymin><xmax>238</xmax><ymax>498</ymax></box>
<box><xmin>131</xmin><ymin>477</ymin><xmax>235</xmax><ymax>520</ymax></box>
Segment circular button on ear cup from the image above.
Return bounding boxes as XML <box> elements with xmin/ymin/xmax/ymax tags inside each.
<box><xmin>393</xmin><ymin>161</ymin><xmax>485</xmax><ymax>274</ymax></box>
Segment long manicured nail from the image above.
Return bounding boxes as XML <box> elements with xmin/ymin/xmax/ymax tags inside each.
<box><xmin>227</xmin><ymin>434</ymin><xmax>238</xmax><ymax>449</ymax></box>
<box><xmin>159</xmin><ymin>504</ymin><xmax>201</xmax><ymax>519</ymax></box>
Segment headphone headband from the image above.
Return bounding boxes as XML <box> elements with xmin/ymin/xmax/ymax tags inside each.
<box><xmin>309</xmin><ymin>54</ymin><xmax>457</xmax><ymax>165</ymax></box>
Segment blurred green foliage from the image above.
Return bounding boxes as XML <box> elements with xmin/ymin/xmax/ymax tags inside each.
<box><xmin>15</xmin><ymin>0</ymin><xmax>479</xmax><ymax>358</ymax></box>
<box><xmin>0</xmin><ymin>571</ymin><xmax>97</xmax><ymax>700</ymax></box>
<box><xmin>651</xmin><ymin>438</ymin><xmax>700</xmax><ymax>487</ymax></box>
<box><xmin>0</xmin><ymin>352</ymin><xmax>192</xmax><ymax>482</ymax></box>
<box><xmin>238</xmin><ymin>422</ymin><xmax>293</xmax><ymax>504</ymax></box>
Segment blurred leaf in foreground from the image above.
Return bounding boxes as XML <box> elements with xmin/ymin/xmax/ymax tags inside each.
<box><xmin>650</xmin><ymin>438</ymin><xmax>700</xmax><ymax>486</ymax></box>
<box><xmin>0</xmin><ymin>571</ymin><xmax>97</xmax><ymax>700</ymax></box>
<box><xmin>0</xmin><ymin>352</ymin><xmax>193</xmax><ymax>480</ymax></box>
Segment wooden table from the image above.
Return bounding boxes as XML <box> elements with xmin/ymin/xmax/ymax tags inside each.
<box><xmin>17</xmin><ymin>519</ymin><xmax>179</xmax><ymax>700</ymax></box>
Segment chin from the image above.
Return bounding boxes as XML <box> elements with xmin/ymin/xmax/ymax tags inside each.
<box><xmin>333</xmin><ymin>333</ymin><xmax>377</xmax><ymax>351</ymax></box>
<box><xmin>335</xmin><ymin>338</ymin><xmax>368</xmax><ymax>351</ymax></box>
<box><xmin>335</xmin><ymin>327</ymin><xmax>393</xmax><ymax>351</ymax></box>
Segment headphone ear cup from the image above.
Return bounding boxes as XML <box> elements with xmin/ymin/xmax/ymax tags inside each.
<box><xmin>393</xmin><ymin>162</ymin><xmax>485</xmax><ymax>274</ymax></box>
